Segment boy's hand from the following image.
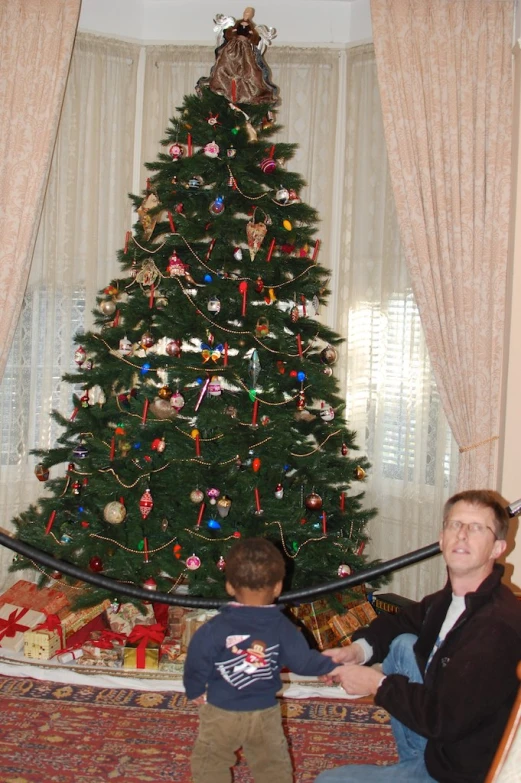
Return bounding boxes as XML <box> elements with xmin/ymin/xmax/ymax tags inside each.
<box><xmin>321</xmin><ymin>642</ymin><xmax>365</xmax><ymax>665</ymax></box>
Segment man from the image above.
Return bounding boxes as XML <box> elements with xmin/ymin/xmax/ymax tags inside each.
<box><xmin>315</xmin><ymin>490</ymin><xmax>521</xmax><ymax>783</ymax></box>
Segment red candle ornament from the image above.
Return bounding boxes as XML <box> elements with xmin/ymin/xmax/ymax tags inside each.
<box><xmin>252</xmin><ymin>398</ymin><xmax>259</xmax><ymax>426</ymax></box>
<box><xmin>239</xmin><ymin>281</ymin><xmax>248</xmax><ymax>317</ymax></box>
<box><xmin>340</xmin><ymin>491</ymin><xmax>345</xmax><ymax>511</ymax></box>
<box><xmin>313</xmin><ymin>239</ymin><xmax>321</xmax><ymax>262</ymax></box>
<box><xmin>142</xmin><ymin>398</ymin><xmax>149</xmax><ymax>425</ymax></box>
<box><xmin>168</xmin><ymin>212</ymin><xmax>176</xmax><ymax>233</ymax></box>
<box><xmin>206</xmin><ymin>238</ymin><xmax>216</xmax><ymax>260</ymax></box>
<box><xmin>143</xmin><ymin>536</ymin><xmax>150</xmax><ymax>564</ymax></box>
<box><xmin>196</xmin><ymin>502</ymin><xmax>205</xmax><ymax>527</ymax></box>
<box><xmin>266</xmin><ymin>238</ymin><xmax>276</xmax><ymax>262</ymax></box>
<box><xmin>124</xmin><ymin>231</ymin><xmax>131</xmax><ymax>254</ymax></box>
<box><xmin>194</xmin><ymin>431</ymin><xmax>200</xmax><ymax>457</ymax></box>
<box><xmin>149</xmin><ymin>284</ymin><xmax>155</xmax><ymax>309</ymax></box>
<box><xmin>113</xmin><ymin>310</ymin><xmax>120</xmax><ymax>327</ymax></box>
<box><xmin>70</xmin><ymin>407</ymin><xmax>79</xmax><ymax>422</ymax></box>
<box><xmin>322</xmin><ymin>511</ymin><xmax>327</xmax><ymax>534</ymax></box>
<box><xmin>110</xmin><ymin>437</ymin><xmax>115</xmax><ymax>461</ymax></box>
<box><xmin>254</xmin><ymin>488</ymin><xmax>261</xmax><ymax>512</ymax></box>
<box><xmin>296</xmin><ymin>334</ymin><xmax>303</xmax><ymax>356</ymax></box>
<box><xmin>187</xmin><ymin>133</ymin><xmax>193</xmax><ymax>156</ymax></box>
<box><xmin>45</xmin><ymin>510</ymin><xmax>56</xmax><ymax>535</ymax></box>
<box><xmin>223</xmin><ymin>342</ymin><xmax>228</xmax><ymax>367</ymax></box>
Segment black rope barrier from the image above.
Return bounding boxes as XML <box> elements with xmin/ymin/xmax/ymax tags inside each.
<box><xmin>0</xmin><ymin>530</ymin><xmax>441</xmax><ymax>608</ymax></box>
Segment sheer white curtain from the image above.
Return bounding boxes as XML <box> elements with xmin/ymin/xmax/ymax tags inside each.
<box><xmin>335</xmin><ymin>44</ymin><xmax>459</xmax><ymax>599</ymax></box>
<box><xmin>0</xmin><ymin>34</ymin><xmax>140</xmax><ymax>587</ymax></box>
<box><xmin>0</xmin><ymin>36</ymin><xmax>457</xmax><ymax>599</ymax></box>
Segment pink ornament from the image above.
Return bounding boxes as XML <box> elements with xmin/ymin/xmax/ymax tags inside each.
<box><xmin>207</xmin><ymin>487</ymin><xmax>220</xmax><ymax>505</ymax></box>
<box><xmin>204</xmin><ymin>141</ymin><xmax>220</xmax><ymax>158</ymax></box>
<box><xmin>169</xmin><ymin>143</ymin><xmax>184</xmax><ymax>161</ymax></box>
<box><xmin>74</xmin><ymin>346</ymin><xmax>86</xmax><ymax>366</ymax></box>
<box><xmin>186</xmin><ymin>554</ymin><xmax>202</xmax><ymax>570</ymax></box>
<box><xmin>139</xmin><ymin>488</ymin><xmax>154</xmax><ymax>519</ymax></box>
<box><xmin>260</xmin><ymin>157</ymin><xmax>277</xmax><ymax>174</ymax></box>
<box><xmin>217</xmin><ymin>556</ymin><xmax>226</xmax><ymax>571</ymax></box>
<box><xmin>170</xmin><ymin>392</ymin><xmax>185</xmax><ymax>411</ymax></box>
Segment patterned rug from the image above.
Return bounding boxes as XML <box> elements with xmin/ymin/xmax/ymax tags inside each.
<box><xmin>0</xmin><ymin>675</ymin><xmax>397</xmax><ymax>782</ymax></box>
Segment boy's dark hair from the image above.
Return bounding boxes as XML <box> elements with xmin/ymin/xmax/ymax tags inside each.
<box><xmin>443</xmin><ymin>489</ymin><xmax>510</xmax><ymax>540</ymax></box>
<box><xmin>225</xmin><ymin>537</ymin><xmax>285</xmax><ymax>590</ymax></box>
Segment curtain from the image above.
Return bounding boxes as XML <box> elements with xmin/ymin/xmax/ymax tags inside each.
<box><xmin>0</xmin><ymin>34</ymin><xmax>140</xmax><ymax>587</ymax></box>
<box><xmin>0</xmin><ymin>0</ymin><xmax>81</xmax><ymax>380</ymax></box>
<box><xmin>370</xmin><ymin>0</ymin><xmax>513</xmax><ymax>490</ymax></box>
<box><xmin>334</xmin><ymin>44</ymin><xmax>458</xmax><ymax>598</ymax></box>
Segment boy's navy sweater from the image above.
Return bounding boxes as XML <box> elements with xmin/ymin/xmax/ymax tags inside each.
<box><xmin>183</xmin><ymin>603</ymin><xmax>336</xmax><ymax>711</ymax></box>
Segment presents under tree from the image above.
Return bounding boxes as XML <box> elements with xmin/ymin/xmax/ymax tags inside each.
<box><xmin>288</xmin><ymin>587</ymin><xmax>368</xmax><ymax>650</ymax></box>
<box><xmin>0</xmin><ymin>604</ymin><xmax>46</xmax><ymax>652</ymax></box>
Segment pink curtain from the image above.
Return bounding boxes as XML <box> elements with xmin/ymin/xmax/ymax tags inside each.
<box><xmin>371</xmin><ymin>0</ymin><xmax>513</xmax><ymax>489</ymax></box>
<box><xmin>0</xmin><ymin>0</ymin><xmax>81</xmax><ymax>379</ymax></box>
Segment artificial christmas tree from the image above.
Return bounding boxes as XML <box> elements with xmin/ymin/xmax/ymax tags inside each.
<box><xmin>10</xmin><ymin>8</ymin><xmax>378</xmax><ymax>609</ymax></box>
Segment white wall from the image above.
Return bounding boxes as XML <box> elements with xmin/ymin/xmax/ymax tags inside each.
<box><xmin>78</xmin><ymin>0</ymin><xmax>373</xmax><ymax>44</ymax></box>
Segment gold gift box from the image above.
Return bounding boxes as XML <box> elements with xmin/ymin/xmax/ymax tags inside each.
<box><xmin>123</xmin><ymin>641</ymin><xmax>160</xmax><ymax>670</ymax></box>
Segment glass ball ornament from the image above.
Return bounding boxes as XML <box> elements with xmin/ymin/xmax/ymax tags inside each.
<box><xmin>89</xmin><ymin>556</ymin><xmax>103</xmax><ymax>572</ymax></box>
<box><xmin>103</xmin><ymin>501</ymin><xmax>126</xmax><ymax>525</ymax></box>
<box><xmin>34</xmin><ymin>463</ymin><xmax>49</xmax><ymax>481</ymax></box>
<box><xmin>320</xmin><ymin>405</ymin><xmax>335</xmax><ymax>422</ymax></box>
<box><xmin>140</xmin><ymin>331</ymin><xmax>155</xmax><ymax>350</ymax></box>
<box><xmin>190</xmin><ymin>488</ymin><xmax>205</xmax><ymax>504</ymax></box>
<box><xmin>168</xmin><ymin>142</ymin><xmax>184</xmax><ymax>160</ymax></box>
<box><xmin>100</xmin><ymin>299</ymin><xmax>116</xmax><ymax>316</ymax></box>
<box><xmin>233</xmin><ymin>247</ymin><xmax>243</xmax><ymax>261</ymax></box>
<box><xmin>143</xmin><ymin>577</ymin><xmax>157</xmax><ymax>591</ymax></box>
<box><xmin>165</xmin><ymin>339</ymin><xmax>182</xmax><ymax>356</ymax></box>
<box><xmin>274</xmin><ymin>186</ymin><xmax>290</xmax><ymax>205</ymax></box>
<box><xmin>158</xmin><ymin>385</ymin><xmax>173</xmax><ymax>400</ymax></box>
<box><xmin>338</xmin><ymin>564</ymin><xmax>352</xmax><ymax>577</ymax></box>
<box><xmin>119</xmin><ymin>336</ymin><xmax>132</xmax><ymax>356</ymax></box>
<box><xmin>170</xmin><ymin>391</ymin><xmax>185</xmax><ymax>411</ymax></box>
<box><xmin>207</xmin><ymin>296</ymin><xmax>221</xmax><ymax>314</ymax></box>
<box><xmin>320</xmin><ymin>344</ymin><xmax>338</xmax><ymax>365</ymax></box>
<box><xmin>355</xmin><ymin>466</ymin><xmax>367</xmax><ymax>480</ymax></box>
<box><xmin>305</xmin><ymin>491</ymin><xmax>323</xmax><ymax>511</ymax></box>
<box><xmin>186</xmin><ymin>554</ymin><xmax>202</xmax><ymax>570</ymax></box>
<box><xmin>204</xmin><ymin>141</ymin><xmax>220</xmax><ymax>158</ymax></box>
<box><xmin>260</xmin><ymin>157</ymin><xmax>277</xmax><ymax>174</ymax></box>
<box><xmin>209</xmin><ymin>196</ymin><xmax>225</xmax><ymax>216</ymax></box>
<box><xmin>274</xmin><ymin>483</ymin><xmax>284</xmax><ymax>500</ymax></box>
<box><xmin>217</xmin><ymin>555</ymin><xmax>226</xmax><ymax>571</ymax></box>
<box><xmin>72</xmin><ymin>443</ymin><xmax>88</xmax><ymax>460</ymax></box>
<box><xmin>74</xmin><ymin>346</ymin><xmax>86</xmax><ymax>366</ymax></box>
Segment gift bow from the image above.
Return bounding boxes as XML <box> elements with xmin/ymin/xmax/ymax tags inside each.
<box><xmin>89</xmin><ymin>630</ymin><xmax>127</xmax><ymax>650</ymax></box>
<box><xmin>0</xmin><ymin>607</ymin><xmax>31</xmax><ymax>641</ymax></box>
<box><xmin>34</xmin><ymin>613</ymin><xmax>65</xmax><ymax>647</ymax></box>
<box><xmin>127</xmin><ymin>623</ymin><xmax>165</xmax><ymax>669</ymax></box>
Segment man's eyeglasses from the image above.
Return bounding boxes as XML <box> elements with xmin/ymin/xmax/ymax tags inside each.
<box><xmin>443</xmin><ymin>519</ymin><xmax>498</xmax><ymax>539</ymax></box>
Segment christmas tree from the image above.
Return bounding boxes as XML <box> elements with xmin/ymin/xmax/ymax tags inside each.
<box><xmin>10</xmin><ymin>9</ymin><xmax>377</xmax><ymax>607</ymax></box>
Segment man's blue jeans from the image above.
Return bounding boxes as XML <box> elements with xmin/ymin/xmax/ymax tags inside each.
<box><xmin>314</xmin><ymin>634</ymin><xmax>438</xmax><ymax>782</ymax></box>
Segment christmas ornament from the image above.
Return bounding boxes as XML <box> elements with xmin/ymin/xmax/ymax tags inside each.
<box><xmin>275</xmin><ymin>483</ymin><xmax>284</xmax><ymax>499</ymax></box>
<box><xmin>207</xmin><ymin>112</ymin><xmax>220</xmax><ymax>126</ymax></box>
<box><xmin>186</xmin><ymin>554</ymin><xmax>202</xmax><ymax>570</ymax></box>
<box><xmin>207</xmin><ymin>487</ymin><xmax>220</xmax><ymax>504</ymax></box>
<box><xmin>151</xmin><ymin>398</ymin><xmax>176</xmax><ymax>419</ymax></box>
<box><xmin>139</xmin><ymin>488</ymin><xmax>154</xmax><ymax>519</ymax></box>
<box><xmin>254</xmin><ymin>276</ymin><xmax>264</xmax><ymax>293</ymax></box>
<box><xmin>208</xmin><ymin>518</ymin><xmax>221</xmax><ymax>530</ymax></box>
<box><xmin>208</xmin><ymin>376</ymin><xmax>222</xmax><ymax>396</ymax></box>
<box><xmin>188</xmin><ymin>176</ymin><xmax>202</xmax><ymax>189</ymax></box>
<box><xmin>74</xmin><ymin>346</ymin><xmax>86</xmax><ymax>366</ymax></box>
<box><xmin>255</xmin><ymin>317</ymin><xmax>270</xmax><ymax>337</ymax></box>
<box><xmin>204</xmin><ymin>141</ymin><xmax>220</xmax><ymax>157</ymax></box>
<box><xmin>140</xmin><ymin>332</ymin><xmax>155</xmax><ymax>350</ymax></box>
<box><xmin>227</xmin><ymin>146</ymin><xmax>236</xmax><ymax>158</ymax></box>
<box><xmin>71</xmin><ymin>480</ymin><xmax>81</xmax><ymax>496</ymax></box>
<box><xmin>283</xmin><ymin>219</ymin><xmax>292</xmax><ymax>231</ymax></box>
<box><xmin>167</xmin><ymin>250</ymin><xmax>186</xmax><ymax>277</ymax></box>
<box><xmin>168</xmin><ymin>142</ymin><xmax>184</xmax><ymax>160</ymax></box>
<box><xmin>216</xmin><ymin>495</ymin><xmax>232</xmax><ymax>518</ymax></box>
<box><xmin>119</xmin><ymin>336</ymin><xmax>132</xmax><ymax>355</ymax></box>
<box><xmin>225</xmin><ymin>405</ymin><xmax>238</xmax><ymax>418</ymax></box>
<box><xmin>173</xmin><ymin>543</ymin><xmax>182</xmax><ymax>559</ymax></box>
<box><xmin>209</xmin><ymin>196</ymin><xmax>225</xmax><ymax>215</ymax></box>
<box><xmin>305</xmin><ymin>491</ymin><xmax>323</xmax><ymax>510</ymax></box>
<box><xmin>161</xmin><ymin>518</ymin><xmax>169</xmax><ymax>532</ymax></box>
<box><xmin>355</xmin><ymin>466</ymin><xmax>367</xmax><ymax>480</ymax></box>
<box><xmin>246</xmin><ymin>210</ymin><xmax>268</xmax><ymax>261</ymax></box>
<box><xmin>165</xmin><ymin>339</ymin><xmax>182</xmax><ymax>356</ymax></box>
<box><xmin>137</xmin><ymin>192</ymin><xmax>160</xmax><ymax>240</ymax></box>
<box><xmin>103</xmin><ymin>501</ymin><xmax>126</xmax><ymax>524</ymax></box>
<box><xmin>338</xmin><ymin>564</ymin><xmax>352</xmax><ymax>577</ymax></box>
<box><xmin>136</xmin><ymin>259</ymin><xmax>160</xmax><ymax>287</ymax></box>
<box><xmin>252</xmin><ymin>457</ymin><xmax>261</xmax><ymax>472</ymax></box>
<box><xmin>273</xmin><ymin>186</ymin><xmax>290</xmax><ymax>205</ymax></box>
<box><xmin>320</xmin><ymin>344</ymin><xmax>338</xmax><ymax>365</ymax></box>
<box><xmin>158</xmin><ymin>385</ymin><xmax>173</xmax><ymax>400</ymax></box>
<box><xmin>290</xmin><ymin>304</ymin><xmax>299</xmax><ymax>322</ymax></box>
<box><xmin>320</xmin><ymin>404</ymin><xmax>335</xmax><ymax>422</ymax></box>
<box><xmin>233</xmin><ymin>247</ymin><xmax>243</xmax><ymax>261</ymax></box>
<box><xmin>151</xmin><ymin>437</ymin><xmax>166</xmax><ymax>453</ymax></box>
<box><xmin>170</xmin><ymin>391</ymin><xmax>185</xmax><ymax>411</ymax></box>
<box><xmin>109</xmin><ymin>597</ymin><xmax>121</xmax><ymax>613</ymax></box>
<box><xmin>34</xmin><ymin>463</ymin><xmax>49</xmax><ymax>481</ymax></box>
<box><xmin>341</xmin><ymin>443</ymin><xmax>349</xmax><ymax>456</ymax></box>
<box><xmin>260</xmin><ymin>157</ymin><xmax>277</xmax><ymax>174</ymax></box>
<box><xmin>72</xmin><ymin>443</ymin><xmax>88</xmax><ymax>460</ymax></box>
<box><xmin>296</xmin><ymin>391</ymin><xmax>306</xmax><ymax>411</ymax></box>
<box><xmin>217</xmin><ymin>555</ymin><xmax>226</xmax><ymax>571</ymax></box>
<box><xmin>143</xmin><ymin>577</ymin><xmax>157</xmax><ymax>591</ymax></box>
<box><xmin>100</xmin><ymin>299</ymin><xmax>116</xmax><ymax>316</ymax></box>
<box><xmin>89</xmin><ymin>556</ymin><xmax>103</xmax><ymax>572</ymax></box>
<box><xmin>207</xmin><ymin>296</ymin><xmax>221</xmax><ymax>313</ymax></box>
<box><xmin>190</xmin><ymin>488</ymin><xmax>204</xmax><ymax>504</ymax></box>
<box><xmin>249</xmin><ymin>349</ymin><xmax>261</xmax><ymax>387</ymax></box>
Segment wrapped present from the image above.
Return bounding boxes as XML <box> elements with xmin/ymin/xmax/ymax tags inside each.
<box><xmin>57</xmin><ymin>599</ymin><xmax>111</xmax><ymax>640</ymax></box>
<box><xmin>0</xmin><ymin>604</ymin><xmax>46</xmax><ymax>652</ymax></box>
<box><xmin>289</xmin><ymin>588</ymin><xmax>366</xmax><ymax>650</ymax></box>
<box><xmin>160</xmin><ymin>635</ymin><xmax>182</xmax><ymax>662</ymax></box>
<box><xmin>24</xmin><ymin>614</ymin><xmax>65</xmax><ymax>660</ymax></box>
<box><xmin>0</xmin><ymin>579</ymin><xmax>71</xmax><ymax>615</ymax></box>
<box><xmin>106</xmin><ymin>601</ymin><xmax>155</xmax><ymax>635</ymax></box>
<box><xmin>372</xmin><ymin>593</ymin><xmax>416</xmax><ymax>615</ymax></box>
<box><xmin>167</xmin><ymin>605</ymin><xmax>191</xmax><ymax>639</ymax></box>
<box><xmin>76</xmin><ymin>648</ymin><xmax>124</xmax><ymax>668</ymax></box>
<box><xmin>83</xmin><ymin>629</ymin><xmax>127</xmax><ymax>658</ymax></box>
<box><xmin>181</xmin><ymin>610</ymin><xmax>218</xmax><ymax>652</ymax></box>
<box><xmin>328</xmin><ymin>601</ymin><xmax>377</xmax><ymax>646</ymax></box>
<box><xmin>123</xmin><ymin>623</ymin><xmax>165</xmax><ymax>670</ymax></box>
<box><xmin>159</xmin><ymin>652</ymin><xmax>186</xmax><ymax>674</ymax></box>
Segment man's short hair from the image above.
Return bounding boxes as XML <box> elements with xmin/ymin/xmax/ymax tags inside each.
<box><xmin>225</xmin><ymin>537</ymin><xmax>285</xmax><ymax>590</ymax></box>
<box><xmin>443</xmin><ymin>489</ymin><xmax>510</xmax><ymax>540</ymax></box>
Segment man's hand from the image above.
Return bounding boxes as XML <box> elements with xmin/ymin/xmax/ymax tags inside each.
<box><xmin>190</xmin><ymin>694</ymin><xmax>207</xmax><ymax>705</ymax></box>
<box><xmin>330</xmin><ymin>664</ymin><xmax>385</xmax><ymax>697</ymax></box>
<box><xmin>322</xmin><ymin>642</ymin><xmax>365</xmax><ymax>665</ymax></box>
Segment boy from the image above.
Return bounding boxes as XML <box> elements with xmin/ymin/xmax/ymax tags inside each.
<box><xmin>183</xmin><ymin>537</ymin><xmax>337</xmax><ymax>783</ymax></box>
